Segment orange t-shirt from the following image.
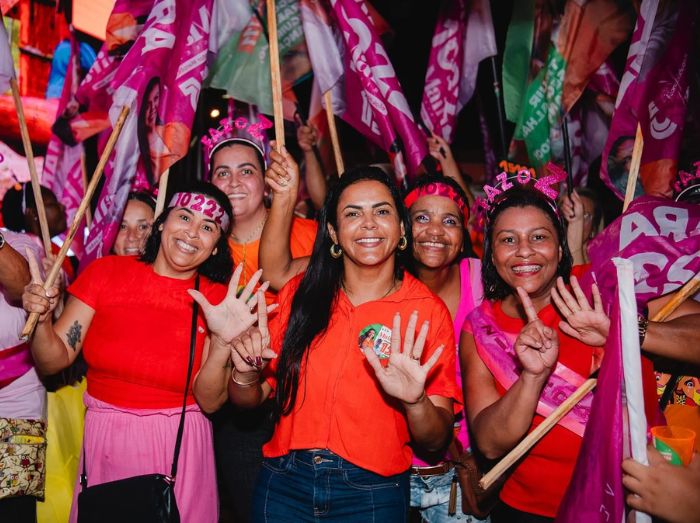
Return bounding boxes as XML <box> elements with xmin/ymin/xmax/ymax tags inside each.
<box><xmin>262</xmin><ymin>272</ymin><xmax>461</xmax><ymax>477</ymax></box>
<box><xmin>228</xmin><ymin>216</ymin><xmax>317</xmax><ymax>302</ymax></box>
<box><xmin>68</xmin><ymin>256</ymin><xmax>226</xmax><ymax>409</ymax></box>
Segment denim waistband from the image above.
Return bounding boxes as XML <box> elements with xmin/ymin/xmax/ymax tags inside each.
<box><xmin>288</xmin><ymin>449</ymin><xmax>356</xmax><ymax>470</ymax></box>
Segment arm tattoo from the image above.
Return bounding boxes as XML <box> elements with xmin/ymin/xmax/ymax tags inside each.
<box><xmin>66</xmin><ymin>321</ymin><xmax>82</xmax><ymax>351</ymax></box>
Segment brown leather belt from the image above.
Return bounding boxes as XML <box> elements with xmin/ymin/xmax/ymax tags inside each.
<box><xmin>410</xmin><ymin>461</ymin><xmax>454</xmax><ymax>477</ymax></box>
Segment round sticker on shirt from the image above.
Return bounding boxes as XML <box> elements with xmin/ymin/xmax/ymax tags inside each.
<box><xmin>358</xmin><ymin>323</ymin><xmax>392</xmax><ymax>360</ymax></box>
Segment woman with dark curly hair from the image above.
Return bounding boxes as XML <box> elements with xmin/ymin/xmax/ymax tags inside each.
<box><xmin>22</xmin><ymin>181</ymin><xmax>266</xmax><ymax>522</ymax></box>
<box><xmin>460</xmin><ymin>182</ymin><xmax>610</xmax><ymax>523</ymax></box>
<box><xmin>225</xmin><ymin>166</ymin><xmax>460</xmax><ymax>521</ymax></box>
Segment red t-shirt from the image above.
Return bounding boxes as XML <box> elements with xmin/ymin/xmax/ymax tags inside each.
<box><xmin>261</xmin><ymin>272</ymin><xmax>460</xmax><ymax>477</ymax></box>
<box><xmin>68</xmin><ymin>256</ymin><xmax>226</xmax><ymax>409</ymax></box>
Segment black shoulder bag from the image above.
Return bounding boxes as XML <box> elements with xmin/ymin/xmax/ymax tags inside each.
<box><xmin>77</xmin><ymin>276</ymin><xmax>200</xmax><ymax>523</ymax></box>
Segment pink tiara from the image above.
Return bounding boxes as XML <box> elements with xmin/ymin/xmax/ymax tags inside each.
<box><xmin>673</xmin><ymin>161</ymin><xmax>700</xmax><ymax>194</ymax></box>
<box><xmin>476</xmin><ymin>162</ymin><xmax>567</xmax><ymax>215</ymax></box>
<box><xmin>201</xmin><ymin>115</ymin><xmax>273</xmax><ymax>165</ymax></box>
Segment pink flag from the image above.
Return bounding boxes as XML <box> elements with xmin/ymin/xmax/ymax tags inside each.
<box><xmin>82</xmin><ymin>0</ymin><xmax>213</xmax><ymax>269</ymax></box>
<box><xmin>420</xmin><ymin>0</ymin><xmax>496</xmax><ymax>142</ymax></box>
<box><xmin>601</xmin><ymin>0</ymin><xmax>697</xmax><ymax>199</ymax></box>
<box><xmin>0</xmin><ymin>16</ymin><xmax>14</xmax><ymax>93</ymax></box>
<box><xmin>302</xmin><ymin>0</ymin><xmax>428</xmax><ymax>183</ymax></box>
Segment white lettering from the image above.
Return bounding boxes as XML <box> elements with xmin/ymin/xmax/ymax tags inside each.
<box><xmin>619</xmin><ymin>212</ymin><xmax>658</xmax><ymax>250</ymax></box>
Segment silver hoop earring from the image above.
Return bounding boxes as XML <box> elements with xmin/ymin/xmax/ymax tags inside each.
<box><xmin>398</xmin><ymin>236</ymin><xmax>408</xmax><ymax>251</ymax></box>
<box><xmin>330</xmin><ymin>243</ymin><xmax>343</xmax><ymax>259</ymax></box>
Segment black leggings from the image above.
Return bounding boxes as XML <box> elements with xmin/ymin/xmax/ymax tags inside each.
<box><xmin>491</xmin><ymin>502</ymin><xmax>554</xmax><ymax>523</ymax></box>
<box><xmin>0</xmin><ymin>495</ymin><xmax>36</xmax><ymax>523</ymax></box>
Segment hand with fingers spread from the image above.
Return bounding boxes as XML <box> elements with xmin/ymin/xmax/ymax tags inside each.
<box><xmin>22</xmin><ymin>248</ymin><xmax>60</xmax><ymax>324</ymax></box>
<box><xmin>229</xmin><ymin>290</ymin><xmax>277</xmax><ymax>381</ymax></box>
<box><xmin>188</xmin><ymin>264</ymin><xmax>275</xmax><ymax>344</ymax></box>
<box><xmin>551</xmin><ymin>275</ymin><xmax>610</xmax><ymax>347</ymax></box>
<box><xmin>514</xmin><ymin>287</ymin><xmax>559</xmax><ymax>379</ymax></box>
<box><xmin>265</xmin><ymin>141</ymin><xmax>300</xmax><ymax>199</ymax></box>
<box><xmin>363</xmin><ymin>311</ymin><xmax>444</xmax><ymax>405</ymax></box>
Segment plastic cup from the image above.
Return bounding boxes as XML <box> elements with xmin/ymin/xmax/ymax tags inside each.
<box><xmin>651</xmin><ymin>426</ymin><xmax>696</xmax><ymax>466</ymax></box>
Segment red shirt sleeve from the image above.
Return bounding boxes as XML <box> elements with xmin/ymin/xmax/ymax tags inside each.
<box><xmin>67</xmin><ymin>256</ymin><xmax>116</xmax><ymax>310</ymax></box>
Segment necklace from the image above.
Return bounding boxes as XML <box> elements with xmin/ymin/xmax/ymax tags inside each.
<box><xmin>231</xmin><ymin>210</ymin><xmax>268</xmax><ymax>287</ymax></box>
<box><xmin>342</xmin><ymin>276</ymin><xmax>397</xmax><ymax>302</ymax></box>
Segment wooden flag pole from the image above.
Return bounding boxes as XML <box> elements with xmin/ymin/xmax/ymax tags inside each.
<box><xmin>323</xmin><ymin>90</ymin><xmax>344</xmax><ymax>175</ymax></box>
<box><xmin>266</xmin><ymin>0</ymin><xmax>285</xmax><ymax>150</ymax></box>
<box><xmin>154</xmin><ymin>168</ymin><xmax>170</xmax><ymax>218</ymax></box>
<box><xmin>623</xmin><ymin>124</ymin><xmax>644</xmax><ymax>212</ymax></box>
<box><xmin>80</xmin><ymin>152</ymin><xmax>92</xmax><ymax>227</ymax></box>
<box><xmin>10</xmin><ymin>77</ymin><xmax>51</xmax><ymax>257</ymax></box>
<box><xmin>479</xmin><ymin>272</ymin><xmax>700</xmax><ymax>490</ymax></box>
<box><xmin>21</xmin><ymin>106</ymin><xmax>130</xmax><ymax>340</ymax></box>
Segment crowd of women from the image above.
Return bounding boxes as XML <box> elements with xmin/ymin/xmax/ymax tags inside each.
<box><xmin>1</xmin><ymin>119</ymin><xmax>699</xmax><ymax>523</ymax></box>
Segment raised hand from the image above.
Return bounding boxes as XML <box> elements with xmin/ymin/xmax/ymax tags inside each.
<box><xmin>230</xmin><ymin>290</ymin><xmax>277</xmax><ymax>377</ymax></box>
<box><xmin>22</xmin><ymin>249</ymin><xmax>60</xmax><ymax>324</ymax></box>
<box><xmin>561</xmin><ymin>190</ymin><xmax>585</xmax><ymax>263</ymax></box>
<box><xmin>296</xmin><ymin>122</ymin><xmax>318</xmax><ymax>153</ymax></box>
<box><xmin>551</xmin><ymin>276</ymin><xmax>610</xmax><ymax>347</ymax></box>
<box><xmin>514</xmin><ymin>287</ymin><xmax>559</xmax><ymax>379</ymax></box>
<box><xmin>363</xmin><ymin>311</ymin><xmax>444</xmax><ymax>404</ymax></box>
<box><xmin>188</xmin><ymin>264</ymin><xmax>275</xmax><ymax>344</ymax></box>
<box><xmin>265</xmin><ymin>141</ymin><xmax>300</xmax><ymax>198</ymax></box>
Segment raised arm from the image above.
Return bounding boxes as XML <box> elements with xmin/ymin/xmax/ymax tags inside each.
<box><xmin>297</xmin><ymin>123</ymin><xmax>327</xmax><ymax>210</ymax></box>
<box><xmin>644</xmin><ymin>293</ymin><xmax>700</xmax><ymax>365</ymax></box>
<box><xmin>460</xmin><ymin>289</ymin><xmax>559</xmax><ymax>459</ymax></box>
<box><xmin>22</xmin><ymin>251</ymin><xmax>94</xmax><ymax>375</ymax></box>
<box><xmin>260</xmin><ymin>143</ymin><xmax>311</xmax><ymax>290</ymax></box>
<box><xmin>427</xmin><ymin>134</ymin><xmax>475</xmax><ymax>206</ymax></box>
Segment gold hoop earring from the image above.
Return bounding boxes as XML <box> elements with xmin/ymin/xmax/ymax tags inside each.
<box><xmin>330</xmin><ymin>243</ymin><xmax>343</xmax><ymax>259</ymax></box>
<box><xmin>158</xmin><ymin>224</ymin><xmax>164</xmax><ymax>232</ymax></box>
<box><xmin>212</xmin><ymin>248</ymin><xmax>218</xmax><ymax>256</ymax></box>
<box><xmin>398</xmin><ymin>236</ymin><xmax>408</xmax><ymax>251</ymax></box>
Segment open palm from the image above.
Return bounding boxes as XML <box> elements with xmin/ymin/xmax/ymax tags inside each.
<box><xmin>551</xmin><ymin>276</ymin><xmax>610</xmax><ymax>347</ymax></box>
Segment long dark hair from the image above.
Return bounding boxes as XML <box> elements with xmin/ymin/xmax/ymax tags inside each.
<box><xmin>140</xmin><ymin>181</ymin><xmax>233</xmax><ymax>283</ymax></box>
<box><xmin>482</xmin><ymin>184</ymin><xmax>573</xmax><ymax>301</ymax></box>
<box><xmin>137</xmin><ymin>76</ymin><xmax>161</xmax><ymax>187</ymax></box>
<box><xmin>273</xmin><ymin>166</ymin><xmax>413</xmax><ymax>421</ymax></box>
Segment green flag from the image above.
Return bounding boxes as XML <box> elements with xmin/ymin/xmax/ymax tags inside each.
<box><xmin>502</xmin><ymin>0</ymin><xmax>535</xmax><ymax>123</ymax></box>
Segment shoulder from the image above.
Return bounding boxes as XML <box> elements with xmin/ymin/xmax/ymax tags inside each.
<box><xmin>291</xmin><ymin>217</ymin><xmax>318</xmax><ymax>233</ymax></box>
<box><xmin>3</xmin><ymin>230</ymin><xmax>42</xmax><ymax>261</ymax></box>
<box><xmin>278</xmin><ymin>273</ymin><xmax>304</xmax><ymax>304</ymax></box>
<box><xmin>400</xmin><ymin>273</ymin><xmax>452</xmax><ymax>319</ymax></box>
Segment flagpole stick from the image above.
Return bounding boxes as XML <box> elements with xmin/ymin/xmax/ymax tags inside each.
<box><xmin>80</xmin><ymin>152</ymin><xmax>92</xmax><ymax>227</ymax></box>
<box><xmin>622</xmin><ymin>124</ymin><xmax>643</xmax><ymax>212</ymax></box>
<box><xmin>21</xmin><ymin>106</ymin><xmax>130</xmax><ymax>340</ymax></box>
<box><xmin>489</xmin><ymin>56</ymin><xmax>508</xmax><ymax>161</ymax></box>
<box><xmin>154</xmin><ymin>168</ymin><xmax>170</xmax><ymax>218</ymax></box>
<box><xmin>479</xmin><ymin>273</ymin><xmax>700</xmax><ymax>490</ymax></box>
<box><xmin>10</xmin><ymin>77</ymin><xmax>52</xmax><ymax>257</ymax></box>
<box><xmin>323</xmin><ymin>90</ymin><xmax>344</xmax><ymax>175</ymax></box>
<box><xmin>266</xmin><ymin>0</ymin><xmax>285</xmax><ymax>150</ymax></box>
<box><xmin>561</xmin><ymin>113</ymin><xmax>574</xmax><ymax>196</ymax></box>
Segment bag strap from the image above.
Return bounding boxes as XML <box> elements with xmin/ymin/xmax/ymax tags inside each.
<box><xmin>80</xmin><ymin>275</ymin><xmax>200</xmax><ymax>489</ymax></box>
<box><xmin>170</xmin><ymin>275</ymin><xmax>200</xmax><ymax>481</ymax></box>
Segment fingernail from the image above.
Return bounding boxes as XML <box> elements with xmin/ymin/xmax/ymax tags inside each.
<box><xmin>246</xmin><ymin>356</ymin><xmax>255</xmax><ymax>366</ymax></box>
<box><xmin>255</xmin><ymin>356</ymin><xmax>262</xmax><ymax>367</ymax></box>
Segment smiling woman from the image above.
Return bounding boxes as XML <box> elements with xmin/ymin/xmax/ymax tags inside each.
<box><xmin>460</xmin><ymin>183</ymin><xmax>611</xmax><ymax>523</ymax></box>
<box><xmin>20</xmin><ymin>182</ymin><xmax>272</xmax><ymax>523</ymax></box>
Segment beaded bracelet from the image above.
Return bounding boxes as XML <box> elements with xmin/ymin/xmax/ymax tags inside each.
<box><xmin>231</xmin><ymin>370</ymin><xmax>260</xmax><ymax>387</ymax></box>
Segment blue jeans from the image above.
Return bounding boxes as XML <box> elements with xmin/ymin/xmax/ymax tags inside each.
<box><xmin>252</xmin><ymin>450</ymin><xmax>409</xmax><ymax>522</ymax></box>
<box><xmin>410</xmin><ymin>471</ymin><xmax>491</xmax><ymax>523</ymax></box>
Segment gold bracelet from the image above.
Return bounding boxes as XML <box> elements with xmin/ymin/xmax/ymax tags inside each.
<box><xmin>231</xmin><ymin>370</ymin><xmax>260</xmax><ymax>387</ymax></box>
<box><xmin>403</xmin><ymin>390</ymin><xmax>426</xmax><ymax>406</ymax></box>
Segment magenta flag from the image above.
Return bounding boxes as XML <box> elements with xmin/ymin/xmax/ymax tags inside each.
<box><xmin>600</xmin><ymin>0</ymin><xmax>696</xmax><ymax>199</ymax></box>
<box><xmin>81</xmin><ymin>0</ymin><xmax>213</xmax><ymax>269</ymax></box>
<box><xmin>42</xmin><ymin>37</ymin><xmax>87</xmax><ymax>259</ymax></box>
<box><xmin>302</xmin><ymin>0</ymin><xmax>428</xmax><ymax>182</ymax></box>
<box><xmin>420</xmin><ymin>0</ymin><xmax>496</xmax><ymax>142</ymax></box>
<box><xmin>0</xmin><ymin>16</ymin><xmax>14</xmax><ymax>92</ymax></box>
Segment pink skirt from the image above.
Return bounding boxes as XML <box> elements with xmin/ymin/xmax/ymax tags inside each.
<box><xmin>69</xmin><ymin>392</ymin><xmax>218</xmax><ymax>523</ymax></box>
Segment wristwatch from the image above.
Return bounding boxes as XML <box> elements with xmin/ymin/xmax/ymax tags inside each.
<box><xmin>0</xmin><ymin>231</ymin><xmax>5</xmax><ymax>250</ymax></box>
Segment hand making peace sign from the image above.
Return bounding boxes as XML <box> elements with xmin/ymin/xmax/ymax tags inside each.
<box><xmin>514</xmin><ymin>287</ymin><xmax>559</xmax><ymax>379</ymax></box>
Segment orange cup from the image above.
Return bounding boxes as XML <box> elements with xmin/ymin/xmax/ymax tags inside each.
<box><xmin>651</xmin><ymin>426</ymin><xmax>696</xmax><ymax>466</ymax></box>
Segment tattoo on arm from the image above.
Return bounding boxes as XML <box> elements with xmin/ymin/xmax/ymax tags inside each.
<box><xmin>66</xmin><ymin>321</ymin><xmax>82</xmax><ymax>351</ymax></box>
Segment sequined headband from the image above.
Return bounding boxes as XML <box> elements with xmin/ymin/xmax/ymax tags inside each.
<box><xmin>201</xmin><ymin>116</ymin><xmax>272</xmax><ymax>169</ymax></box>
<box><xmin>168</xmin><ymin>192</ymin><xmax>230</xmax><ymax>231</ymax></box>
<box><xmin>476</xmin><ymin>162</ymin><xmax>567</xmax><ymax>219</ymax></box>
<box><xmin>403</xmin><ymin>182</ymin><xmax>469</xmax><ymax>218</ymax></box>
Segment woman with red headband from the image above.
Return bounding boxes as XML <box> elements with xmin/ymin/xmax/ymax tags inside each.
<box><xmin>461</xmin><ymin>180</ymin><xmax>610</xmax><ymax>522</ymax></box>
<box><xmin>22</xmin><ymin>182</ymin><xmax>268</xmax><ymax>522</ymax></box>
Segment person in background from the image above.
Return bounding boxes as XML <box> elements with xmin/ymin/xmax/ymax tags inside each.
<box><xmin>426</xmin><ymin>134</ymin><xmax>475</xmax><ymax>209</ymax></box>
<box><xmin>403</xmin><ymin>174</ymin><xmax>487</xmax><ymax>522</ymax></box>
<box><xmin>0</xmin><ymin>228</ymin><xmax>46</xmax><ymax>523</ymax></box>
<box><xmin>112</xmin><ymin>191</ymin><xmax>156</xmax><ymax>257</ymax></box>
<box><xmin>294</xmin><ymin>121</ymin><xmax>328</xmax><ymax>217</ymax></box>
<box><xmin>561</xmin><ymin>188</ymin><xmax>602</xmax><ymax>265</ymax></box>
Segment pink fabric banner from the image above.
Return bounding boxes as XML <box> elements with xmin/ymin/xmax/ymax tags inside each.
<box><xmin>302</xmin><ymin>0</ymin><xmax>427</xmax><ymax>182</ymax></box>
<box><xmin>0</xmin><ymin>15</ymin><xmax>13</xmax><ymax>92</ymax></box>
<box><xmin>600</xmin><ymin>0</ymin><xmax>696</xmax><ymax>199</ymax></box>
<box><xmin>420</xmin><ymin>0</ymin><xmax>496</xmax><ymax>142</ymax></box>
<box><xmin>81</xmin><ymin>0</ymin><xmax>213</xmax><ymax>269</ymax></box>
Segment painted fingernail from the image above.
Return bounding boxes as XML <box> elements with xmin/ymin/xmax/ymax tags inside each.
<box><xmin>255</xmin><ymin>356</ymin><xmax>262</xmax><ymax>367</ymax></box>
<box><xmin>246</xmin><ymin>356</ymin><xmax>255</xmax><ymax>366</ymax></box>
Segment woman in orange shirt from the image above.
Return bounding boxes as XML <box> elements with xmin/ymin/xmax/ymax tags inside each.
<box><xmin>461</xmin><ymin>182</ymin><xmax>610</xmax><ymax>522</ymax></box>
<box><xmin>223</xmin><ymin>166</ymin><xmax>460</xmax><ymax>521</ymax></box>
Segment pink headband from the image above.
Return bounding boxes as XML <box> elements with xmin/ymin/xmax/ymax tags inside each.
<box><xmin>403</xmin><ymin>182</ymin><xmax>469</xmax><ymax>218</ymax></box>
<box><xmin>476</xmin><ymin>162</ymin><xmax>567</xmax><ymax>217</ymax></box>
<box><xmin>202</xmin><ymin>116</ymin><xmax>272</xmax><ymax>169</ymax></box>
<box><xmin>168</xmin><ymin>192</ymin><xmax>231</xmax><ymax>231</ymax></box>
